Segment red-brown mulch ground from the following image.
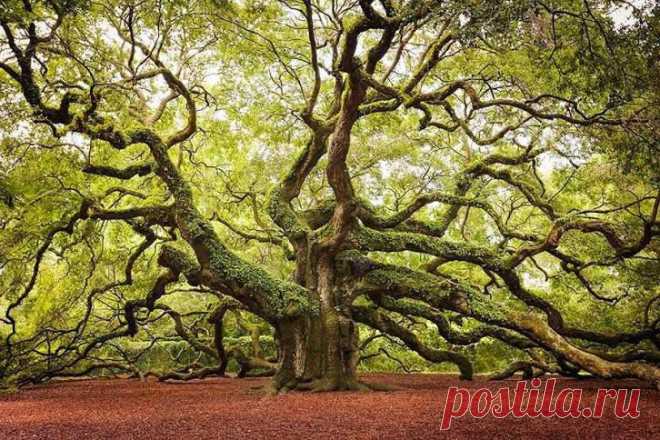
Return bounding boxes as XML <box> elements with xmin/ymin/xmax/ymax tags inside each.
<box><xmin>0</xmin><ymin>374</ymin><xmax>657</xmax><ymax>439</ymax></box>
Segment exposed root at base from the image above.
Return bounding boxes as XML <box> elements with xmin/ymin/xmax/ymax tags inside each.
<box><xmin>269</xmin><ymin>377</ymin><xmax>403</xmax><ymax>393</ymax></box>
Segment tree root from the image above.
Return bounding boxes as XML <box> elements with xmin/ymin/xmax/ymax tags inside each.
<box><xmin>158</xmin><ymin>366</ymin><xmax>226</xmax><ymax>382</ymax></box>
<box><xmin>270</xmin><ymin>376</ymin><xmax>402</xmax><ymax>394</ymax></box>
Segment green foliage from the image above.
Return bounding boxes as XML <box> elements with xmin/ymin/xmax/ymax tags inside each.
<box><xmin>0</xmin><ymin>0</ymin><xmax>657</xmax><ymax>384</ymax></box>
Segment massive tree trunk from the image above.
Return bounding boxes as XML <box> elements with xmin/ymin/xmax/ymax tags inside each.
<box><xmin>273</xmin><ymin>256</ymin><xmax>361</xmax><ymax>392</ymax></box>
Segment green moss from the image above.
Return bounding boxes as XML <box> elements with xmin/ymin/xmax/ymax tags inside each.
<box><xmin>350</xmin><ymin>226</ymin><xmax>507</xmax><ymax>271</ymax></box>
<box><xmin>266</xmin><ymin>186</ymin><xmax>308</xmax><ymax>239</ymax></box>
<box><xmin>207</xmin><ymin>242</ymin><xmax>318</xmax><ymax>321</ymax></box>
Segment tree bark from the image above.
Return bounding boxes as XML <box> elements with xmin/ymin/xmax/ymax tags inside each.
<box><xmin>272</xmin><ymin>256</ymin><xmax>362</xmax><ymax>392</ymax></box>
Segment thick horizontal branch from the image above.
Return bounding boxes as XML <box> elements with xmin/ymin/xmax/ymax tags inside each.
<box><xmin>82</xmin><ymin>163</ymin><xmax>154</xmax><ymax>180</ymax></box>
<box><xmin>347</xmin><ymin>225</ymin><xmax>508</xmax><ymax>272</ymax></box>
<box><xmin>372</xmin><ymin>295</ymin><xmax>535</xmax><ymax>350</ymax></box>
<box><xmin>349</xmin><ymin>257</ymin><xmax>660</xmax><ymax>385</ymax></box>
<box><xmin>352</xmin><ymin>305</ymin><xmax>473</xmax><ymax>379</ymax></box>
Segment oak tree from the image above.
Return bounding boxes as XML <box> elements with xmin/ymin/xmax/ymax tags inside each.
<box><xmin>1</xmin><ymin>0</ymin><xmax>658</xmax><ymax>391</ymax></box>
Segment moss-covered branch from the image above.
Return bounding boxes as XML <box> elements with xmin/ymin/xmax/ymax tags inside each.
<box><xmin>352</xmin><ymin>305</ymin><xmax>473</xmax><ymax>379</ymax></box>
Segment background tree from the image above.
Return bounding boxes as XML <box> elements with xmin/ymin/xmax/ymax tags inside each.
<box><xmin>0</xmin><ymin>0</ymin><xmax>658</xmax><ymax>392</ymax></box>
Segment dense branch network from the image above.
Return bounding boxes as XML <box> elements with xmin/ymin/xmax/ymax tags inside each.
<box><xmin>0</xmin><ymin>0</ymin><xmax>658</xmax><ymax>390</ymax></box>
